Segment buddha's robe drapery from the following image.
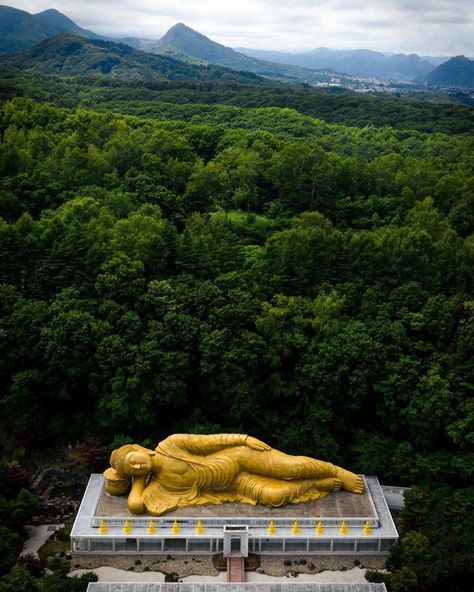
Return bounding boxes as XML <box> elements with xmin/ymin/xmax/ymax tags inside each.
<box><xmin>140</xmin><ymin>434</ymin><xmax>335</xmax><ymax>515</ymax></box>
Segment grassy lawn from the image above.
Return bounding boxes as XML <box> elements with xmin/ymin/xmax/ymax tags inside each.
<box><xmin>38</xmin><ymin>539</ymin><xmax>70</xmax><ymax>562</ymax></box>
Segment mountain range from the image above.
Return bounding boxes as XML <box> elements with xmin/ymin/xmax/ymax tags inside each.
<box><xmin>0</xmin><ymin>34</ymin><xmax>265</xmax><ymax>84</ymax></box>
<box><xmin>0</xmin><ymin>6</ymin><xmax>349</xmax><ymax>86</ymax></box>
<box><xmin>235</xmin><ymin>46</ymin><xmax>435</xmax><ymax>81</ymax></box>
<box><xmin>1</xmin><ymin>4</ymin><xmax>473</xmax><ymax>88</ymax></box>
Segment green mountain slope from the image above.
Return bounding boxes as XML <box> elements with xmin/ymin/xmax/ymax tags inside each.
<box><xmin>0</xmin><ymin>34</ymin><xmax>266</xmax><ymax>83</ymax></box>
<box><xmin>151</xmin><ymin>23</ymin><xmax>345</xmax><ymax>85</ymax></box>
<box><xmin>0</xmin><ymin>4</ymin><xmax>62</xmax><ymax>52</ymax></box>
<box><xmin>423</xmin><ymin>55</ymin><xmax>474</xmax><ymax>88</ymax></box>
<box><xmin>35</xmin><ymin>8</ymin><xmax>100</xmax><ymax>39</ymax></box>
<box><xmin>0</xmin><ymin>4</ymin><xmax>154</xmax><ymax>53</ymax></box>
<box><xmin>155</xmin><ymin>23</ymin><xmax>258</xmax><ymax>69</ymax></box>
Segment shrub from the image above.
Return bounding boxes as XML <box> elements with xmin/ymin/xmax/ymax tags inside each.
<box><xmin>17</xmin><ymin>554</ymin><xmax>46</xmax><ymax>577</ymax></box>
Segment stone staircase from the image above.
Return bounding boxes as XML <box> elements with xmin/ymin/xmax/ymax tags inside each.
<box><xmin>227</xmin><ymin>556</ymin><xmax>245</xmax><ymax>582</ymax></box>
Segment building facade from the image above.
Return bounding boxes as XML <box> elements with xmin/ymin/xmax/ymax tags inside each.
<box><xmin>71</xmin><ymin>475</ymin><xmax>398</xmax><ymax>557</ymax></box>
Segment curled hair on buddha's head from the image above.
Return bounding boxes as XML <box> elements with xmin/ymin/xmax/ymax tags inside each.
<box><xmin>110</xmin><ymin>444</ymin><xmax>135</xmax><ymax>477</ymax></box>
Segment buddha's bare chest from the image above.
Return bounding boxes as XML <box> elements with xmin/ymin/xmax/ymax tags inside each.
<box><xmin>158</xmin><ymin>458</ymin><xmax>195</xmax><ymax>488</ymax></box>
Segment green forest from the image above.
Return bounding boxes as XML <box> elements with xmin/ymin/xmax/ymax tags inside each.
<box><xmin>2</xmin><ymin>69</ymin><xmax>474</xmax><ymax>134</ymax></box>
<box><xmin>0</xmin><ymin>69</ymin><xmax>473</xmax><ymax>592</ymax></box>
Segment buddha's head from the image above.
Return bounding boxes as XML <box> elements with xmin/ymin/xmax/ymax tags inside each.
<box><xmin>111</xmin><ymin>444</ymin><xmax>156</xmax><ymax>477</ymax></box>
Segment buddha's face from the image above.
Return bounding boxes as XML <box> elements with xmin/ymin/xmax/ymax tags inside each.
<box><xmin>123</xmin><ymin>450</ymin><xmax>155</xmax><ymax>476</ymax></box>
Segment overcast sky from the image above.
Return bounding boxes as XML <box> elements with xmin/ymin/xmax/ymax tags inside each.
<box><xmin>4</xmin><ymin>0</ymin><xmax>474</xmax><ymax>55</ymax></box>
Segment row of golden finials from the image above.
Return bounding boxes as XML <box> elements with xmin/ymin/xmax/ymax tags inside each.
<box><xmin>97</xmin><ymin>519</ymin><xmax>373</xmax><ymax>536</ymax></box>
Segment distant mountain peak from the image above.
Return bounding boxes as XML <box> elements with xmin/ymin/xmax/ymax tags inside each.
<box><xmin>422</xmin><ymin>55</ymin><xmax>474</xmax><ymax>88</ymax></box>
<box><xmin>169</xmin><ymin>22</ymin><xmax>195</xmax><ymax>32</ymax></box>
<box><xmin>35</xmin><ymin>8</ymin><xmax>78</xmax><ymax>30</ymax></box>
<box><xmin>155</xmin><ymin>21</ymin><xmax>245</xmax><ymax>65</ymax></box>
<box><xmin>0</xmin><ymin>4</ymin><xmax>100</xmax><ymax>52</ymax></box>
<box><xmin>35</xmin><ymin>8</ymin><xmax>71</xmax><ymax>21</ymax></box>
<box><xmin>36</xmin><ymin>8</ymin><xmax>63</xmax><ymax>16</ymax></box>
<box><xmin>160</xmin><ymin>22</ymin><xmax>219</xmax><ymax>46</ymax></box>
<box><xmin>35</xmin><ymin>7</ymin><xmax>99</xmax><ymax>39</ymax></box>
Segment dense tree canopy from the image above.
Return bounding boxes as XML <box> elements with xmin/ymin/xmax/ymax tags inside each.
<box><xmin>0</xmin><ymin>69</ymin><xmax>473</xmax><ymax>591</ymax></box>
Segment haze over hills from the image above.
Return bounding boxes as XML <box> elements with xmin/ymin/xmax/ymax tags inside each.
<box><xmin>150</xmin><ymin>23</ymin><xmax>345</xmax><ymax>86</ymax></box>
<box><xmin>235</xmin><ymin>46</ymin><xmax>435</xmax><ymax>81</ymax></box>
<box><xmin>1</xmin><ymin>6</ymin><xmax>327</xmax><ymax>84</ymax></box>
<box><xmin>0</xmin><ymin>34</ymin><xmax>265</xmax><ymax>83</ymax></box>
<box><xmin>2</xmin><ymin>6</ymin><xmax>429</xmax><ymax>86</ymax></box>
<box><xmin>2</xmin><ymin>4</ymin><xmax>474</xmax><ymax>89</ymax></box>
<box><xmin>421</xmin><ymin>55</ymin><xmax>452</xmax><ymax>66</ymax></box>
<box><xmin>420</xmin><ymin>55</ymin><xmax>474</xmax><ymax>89</ymax></box>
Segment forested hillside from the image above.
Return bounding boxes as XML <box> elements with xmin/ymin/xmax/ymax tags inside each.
<box><xmin>0</xmin><ymin>69</ymin><xmax>473</xmax><ymax>591</ymax></box>
<box><xmin>2</xmin><ymin>70</ymin><xmax>474</xmax><ymax>134</ymax></box>
<box><xmin>0</xmin><ymin>36</ymin><xmax>265</xmax><ymax>83</ymax></box>
<box><xmin>422</xmin><ymin>55</ymin><xmax>474</xmax><ymax>89</ymax></box>
<box><xmin>0</xmin><ymin>4</ymin><xmax>67</xmax><ymax>52</ymax></box>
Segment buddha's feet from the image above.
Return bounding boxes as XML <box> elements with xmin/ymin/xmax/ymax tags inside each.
<box><xmin>313</xmin><ymin>477</ymin><xmax>342</xmax><ymax>492</ymax></box>
<box><xmin>335</xmin><ymin>467</ymin><xmax>364</xmax><ymax>494</ymax></box>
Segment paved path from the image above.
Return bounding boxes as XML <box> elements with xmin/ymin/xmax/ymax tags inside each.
<box><xmin>69</xmin><ymin>566</ymin><xmax>369</xmax><ymax>584</ymax></box>
<box><xmin>70</xmin><ymin>567</ymin><xmax>166</xmax><ymax>582</ymax></box>
<box><xmin>21</xmin><ymin>525</ymin><xmax>63</xmax><ymax>557</ymax></box>
<box><xmin>227</xmin><ymin>557</ymin><xmax>245</xmax><ymax>582</ymax></box>
<box><xmin>381</xmin><ymin>486</ymin><xmax>409</xmax><ymax>511</ymax></box>
<box><xmin>246</xmin><ymin>568</ymin><xmax>368</xmax><ymax>583</ymax></box>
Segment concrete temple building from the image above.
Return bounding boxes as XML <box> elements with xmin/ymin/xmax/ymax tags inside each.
<box><xmin>71</xmin><ymin>474</ymin><xmax>398</xmax><ymax>558</ymax></box>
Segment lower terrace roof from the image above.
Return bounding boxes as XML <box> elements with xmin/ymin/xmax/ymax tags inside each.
<box><xmin>72</xmin><ymin>475</ymin><xmax>397</xmax><ymax>541</ymax></box>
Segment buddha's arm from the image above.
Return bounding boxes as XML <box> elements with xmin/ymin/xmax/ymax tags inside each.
<box><xmin>166</xmin><ymin>433</ymin><xmax>251</xmax><ymax>455</ymax></box>
<box><xmin>127</xmin><ymin>476</ymin><xmax>147</xmax><ymax>514</ymax></box>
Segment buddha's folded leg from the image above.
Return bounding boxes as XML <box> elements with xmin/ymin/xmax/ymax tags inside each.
<box><xmin>236</xmin><ymin>447</ymin><xmax>337</xmax><ymax>480</ymax></box>
<box><xmin>235</xmin><ymin>472</ymin><xmax>334</xmax><ymax>506</ymax></box>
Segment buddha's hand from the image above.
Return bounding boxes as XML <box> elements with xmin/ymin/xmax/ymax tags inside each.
<box><xmin>245</xmin><ymin>436</ymin><xmax>271</xmax><ymax>451</ymax></box>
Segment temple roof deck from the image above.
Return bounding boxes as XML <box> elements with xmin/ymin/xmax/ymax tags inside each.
<box><xmin>95</xmin><ymin>480</ymin><xmax>376</xmax><ymax>520</ymax></box>
<box><xmin>71</xmin><ymin>475</ymin><xmax>398</xmax><ymax>541</ymax></box>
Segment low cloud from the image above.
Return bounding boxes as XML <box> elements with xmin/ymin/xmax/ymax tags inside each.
<box><xmin>3</xmin><ymin>0</ymin><xmax>473</xmax><ymax>55</ymax></box>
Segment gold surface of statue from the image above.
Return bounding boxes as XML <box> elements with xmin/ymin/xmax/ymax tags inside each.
<box><xmin>104</xmin><ymin>434</ymin><xmax>364</xmax><ymax>516</ymax></box>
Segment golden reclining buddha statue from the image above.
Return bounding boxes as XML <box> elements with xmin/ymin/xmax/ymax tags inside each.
<box><xmin>104</xmin><ymin>434</ymin><xmax>364</xmax><ymax>515</ymax></box>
